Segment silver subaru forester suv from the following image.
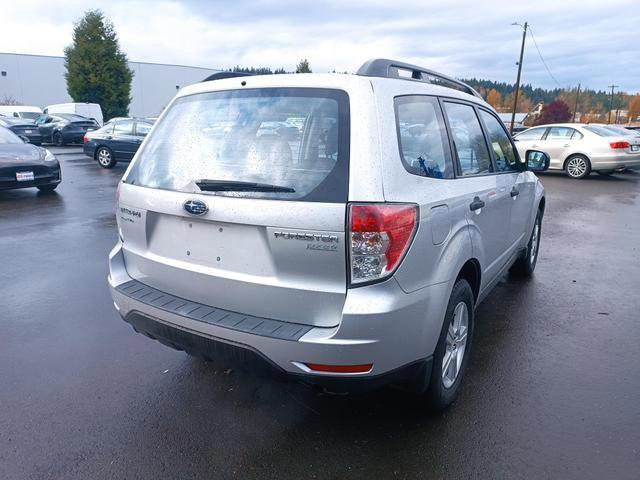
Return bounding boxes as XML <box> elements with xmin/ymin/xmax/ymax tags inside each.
<box><xmin>109</xmin><ymin>59</ymin><xmax>549</xmax><ymax>409</ymax></box>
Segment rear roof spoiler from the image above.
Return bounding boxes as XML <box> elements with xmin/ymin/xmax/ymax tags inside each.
<box><xmin>357</xmin><ymin>58</ymin><xmax>482</xmax><ymax>99</ymax></box>
<box><xmin>202</xmin><ymin>71</ymin><xmax>251</xmax><ymax>82</ymax></box>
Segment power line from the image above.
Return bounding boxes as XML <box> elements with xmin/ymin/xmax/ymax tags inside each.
<box><xmin>527</xmin><ymin>26</ymin><xmax>563</xmax><ymax>88</ymax></box>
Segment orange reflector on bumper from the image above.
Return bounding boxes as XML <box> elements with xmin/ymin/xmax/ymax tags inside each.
<box><xmin>305</xmin><ymin>363</ymin><xmax>373</xmax><ymax>373</ymax></box>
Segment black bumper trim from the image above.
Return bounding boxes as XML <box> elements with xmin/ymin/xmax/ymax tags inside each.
<box><xmin>116</xmin><ymin>279</ymin><xmax>313</xmax><ymax>341</ymax></box>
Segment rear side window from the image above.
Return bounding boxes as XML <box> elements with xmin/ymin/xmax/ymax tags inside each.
<box><xmin>127</xmin><ymin>88</ymin><xmax>349</xmax><ymax>202</ymax></box>
<box><xmin>136</xmin><ymin>121</ymin><xmax>152</xmax><ymax>136</ymax></box>
<box><xmin>547</xmin><ymin>127</ymin><xmax>575</xmax><ymax>140</ymax></box>
<box><xmin>114</xmin><ymin>120</ymin><xmax>134</xmax><ymax>135</ymax></box>
<box><xmin>101</xmin><ymin>122</ymin><xmax>115</xmax><ymax>134</ymax></box>
<box><xmin>395</xmin><ymin>96</ymin><xmax>453</xmax><ymax>179</ymax></box>
<box><xmin>479</xmin><ymin>110</ymin><xmax>520</xmax><ymax>172</ymax></box>
<box><xmin>443</xmin><ymin>102</ymin><xmax>492</xmax><ymax>176</ymax></box>
<box><xmin>515</xmin><ymin>127</ymin><xmax>546</xmax><ymax>141</ymax></box>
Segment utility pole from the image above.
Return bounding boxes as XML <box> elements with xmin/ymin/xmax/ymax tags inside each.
<box><xmin>607</xmin><ymin>84</ymin><xmax>618</xmax><ymax>124</ymax></box>
<box><xmin>510</xmin><ymin>21</ymin><xmax>528</xmax><ymax>135</ymax></box>
<box><xmin>572</xmin><ymin>83</ymin><xmax>581</xmax><ymax>123</ymax></box>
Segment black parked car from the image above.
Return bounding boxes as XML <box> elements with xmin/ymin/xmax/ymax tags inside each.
<box><xmin>34</xmin><ymin>113</ymin><xmax>99</xmax><ymax>146</ymax></box>
<box><xmin>83</xmin><ymin>118</ymin><xmax>153</xmax><ymax>168</ymax></box>
<box><xmin>0</xmin><ymin>117</ymin><xmax>43</xmax><ymax>145</ymax></box>
<box><xmin>0</xmin><ymin>126</ymin><xmax>61</xmax><ymax>192</ymax></box>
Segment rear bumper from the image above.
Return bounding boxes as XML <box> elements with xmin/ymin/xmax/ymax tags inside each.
<box><xmin>61</xmin><ymin>131</ymin><xmax>87</xmax><ymax>144</ymax></box>
<box><xmin>9</xmin><ymin>129</ymin><xmax>42</xmax><ymax>145</ymax></box>
<box><xmin>591</xmin><ymin>152</ymin><xmax>640</xmax><ymax>170</ymax></box>
<box><xmin>123</xmin><ymin>310</ymin><xmax>431</xmax><ymax>392</ymax></box>
<box><xmin>108</xmin><ymin>242</ymin><xmax>448</xmax><ymax>390</ymax></box>
<box><xmin>83</xmin><ymin>142</ymin><xmax>96</xmax><ymax>158</ymax></box>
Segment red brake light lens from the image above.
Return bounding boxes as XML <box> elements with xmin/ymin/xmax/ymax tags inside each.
<box><xmin>305</xmin><ymin>363</ymin><xmax>373</xmax><ymax>373</ymax></box>
<box><xmin>610</xmin><ymin>141</ymin><xmax>629</xmax><ymax>149</ymax></box>
<box><xmin>349</xmin><ymin>203</ymin><xmax>418</xmax><ymax>285</ymax></box>
<box><xmin>83</xmin><ymin>135</ymin><xmax>89</xmax><ymax>143</ymax></box>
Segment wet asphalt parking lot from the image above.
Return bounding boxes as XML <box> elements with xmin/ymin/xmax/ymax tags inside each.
<box><xmin>1</xmin><ymin>147</ymin><xmax>639</xmax><ymax>479</ymax></box>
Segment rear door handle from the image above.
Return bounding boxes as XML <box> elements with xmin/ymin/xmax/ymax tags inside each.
<box><xmin>469</xmin><ymin>196</ymin><xmax>485</xmax><ymax>211</ymax></box>
<box><xmin>510</xmin><ymin>187</ymin><xmax>520</xmax><ymax>198</ymax></box>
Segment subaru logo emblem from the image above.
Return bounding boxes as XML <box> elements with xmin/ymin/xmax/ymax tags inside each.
<box><xmin>183</xmin><ymin>199</ymin><xmax>208</xmax><ymax>215</ymax></box>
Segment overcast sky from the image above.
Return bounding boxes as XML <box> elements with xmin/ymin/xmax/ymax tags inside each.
<box><xmin>2</xmin><ymin>0</ymin><xmax>639</xmax><ymax>92</ymax></box>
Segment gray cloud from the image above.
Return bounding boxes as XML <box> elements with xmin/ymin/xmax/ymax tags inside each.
<box><xmin>1</xmin><ymin>0</ymin><xmax>638</xmax><ymax>92</ymax></box>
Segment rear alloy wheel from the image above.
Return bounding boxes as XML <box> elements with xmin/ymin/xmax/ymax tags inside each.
<box><xmin>565</xmin><ymin>155</ymin><xmax>591</xmax><ymax>179</ymax></box>
<box><xmin>96</xmin><ymin>147</ymin><xmax>116</xmax><ymax>169</ymax></box>
<box><xmin>425</xmin><ymin>279</ymin><xmax>474</xmax><ymax>410</ymax></box>
<box><xmin>53</xmin><ymin>132</ymin><xmax>64</xmax><ymax>147</ymax></box>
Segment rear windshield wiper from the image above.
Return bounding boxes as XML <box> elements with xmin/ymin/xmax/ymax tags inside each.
<box><xmin>195</xmin><ymin>179</ymin><xmax>296</xmax><ymax>193</ymax></box>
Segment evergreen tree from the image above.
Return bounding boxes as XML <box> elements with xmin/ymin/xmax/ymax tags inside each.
<box><xmin>64</xmin><ymin>10</ymin><xmax>133</xmax><ymax>120</ymax></box>
<box><xmin>295</xmin><ymin>59</ymin><xmax>312</xmax><ymax>73</ymax></box>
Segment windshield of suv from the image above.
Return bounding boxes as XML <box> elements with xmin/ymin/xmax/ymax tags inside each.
<box><xmin>126</xmin><ymin>88</ymin><xmax>349</xmax><ymax>202</ymax></box>
<box><xmin>0</xmin><ymin>126</ymin><xmax>23</xmax><ymax>144</ymax></box>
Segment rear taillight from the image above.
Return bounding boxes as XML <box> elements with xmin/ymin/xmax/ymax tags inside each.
<box><xmin>115</xmin><ymin>182</ymin><xmax>123</xmax><ymax>242</ymax></box>
<box><xmin>349</xmin><ymin>203</ymin><xmax>418</xmax><ymax>285</ymax></box>
<box><xmin>610</xmin><ymin>141</ymin><xmax>630</xmax><ymax>149</ymax></box>
<box><xmin>83</xmin><ymin>135</ymin><xmax>89</xmax><ymax>143</ymax></box>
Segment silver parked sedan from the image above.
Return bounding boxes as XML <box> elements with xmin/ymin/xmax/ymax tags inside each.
<box><xmin>514</xmin><ymin>123</ymin><xmax>640</xmax><ymax>178</ymax></box>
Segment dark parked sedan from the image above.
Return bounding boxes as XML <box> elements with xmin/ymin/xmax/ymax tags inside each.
<box><xmin>34</xmin><ymin>113</ymin><xmax>99</xmax><ymax>146</ymax></box>
<box><xmin>0</xmin><ymin>117</ymin><xmax>43</xmax><ymax>145</ymax></box>
<box><xmin>0</xmin><ymin>127</ymin><xmax>61</xmax><ymax>192</ymax></box>
<box><xmin>83</xmin><ymin>118</ymin><xmax>153</xmax><ymax>168</ymax></box>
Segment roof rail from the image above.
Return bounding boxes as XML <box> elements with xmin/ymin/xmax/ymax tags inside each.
<box><xmin>357</xmin><ymin>59</ymin><xmax>482</xmax><ymax>99</ymax></box>
<box><xmin>202</xmin><ymin>71</ymin><xmax>251</xmax><ymax>82</ymax></box>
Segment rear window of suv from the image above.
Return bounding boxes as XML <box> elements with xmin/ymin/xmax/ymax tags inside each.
<box><xmin>126</xmin><ymin>88</ymin><xmax>349</xmax><ymax>202</ymax></box>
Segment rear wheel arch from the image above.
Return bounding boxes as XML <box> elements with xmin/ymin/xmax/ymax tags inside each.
<box><xmin>456</xmin><ymin>259</ymin><xmax>481</xmax><ymax>303</ymax></box>
<box><xmin>563</xmin><ymin>152</ymin><xmax>591</xmax><ymax>170</ymax></box>
<box><xmin>93</xmin><ymin>144</ymin><xmax>108</xmax><ymax>160</ymax></box>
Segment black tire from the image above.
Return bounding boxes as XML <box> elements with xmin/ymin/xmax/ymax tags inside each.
<box><xmin>37</xmin><ymin>184</ymin><xmax>58</xmax><ymax>193</ymax></box>
<box><xmin>425</xmin><ymin>279</ymin><xmax>475</xmax><ymax>411</ymax></box>
<box><xmin>511</xmin><ymin>209</ymin><xmax>542</xmax><ymax>276</ymax></box>
<box><xmin>597</xmin><ymin>170</ymin><xmax>614</xmax><ymax>176</ymax></box>
<box><xmin>564</xmin><ymin>155</ymin><xmax>591</xmax><ymax>179</ymax></box>
<box><xmin>53</xmin><ymin>131</ymin><xmax>64</xmax><ymax>147</ymax></box>
<box><xmin>96</xmin><ymin>146</ymin><xmax>117</xmax><ymax>169</ymax></box>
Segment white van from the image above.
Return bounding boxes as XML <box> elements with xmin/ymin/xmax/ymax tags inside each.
<box><xmin>0</xmin><ymin>105</ymin><xmax>43</xmax><ymax>121</ymax></box>
<box><xmin>44</xmin><ymin>103</ymin><xmax>103</xmax><ymax>126</ymax></box>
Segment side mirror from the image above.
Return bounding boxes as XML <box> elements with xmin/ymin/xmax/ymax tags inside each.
<box><xmin>19</xmin><ymin>135</ymin><xmax>30</xmax><ymax>143</ymax></box>
<box><xmin>526</xmin><ymin>150</ymin><xmax>550</xmax><ymax>172</ymax></box>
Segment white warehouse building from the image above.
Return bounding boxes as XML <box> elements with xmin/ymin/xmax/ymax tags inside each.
<box><xmin>0</xmin><ymin>52</ymin><xmax>220</xmax><ymax>118</ymax></box>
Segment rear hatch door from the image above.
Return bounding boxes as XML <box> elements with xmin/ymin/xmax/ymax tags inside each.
<box><xmin>119</xmin><ymin>87</ymin><xmax>350</xmax><ymax>328</ymax></box>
